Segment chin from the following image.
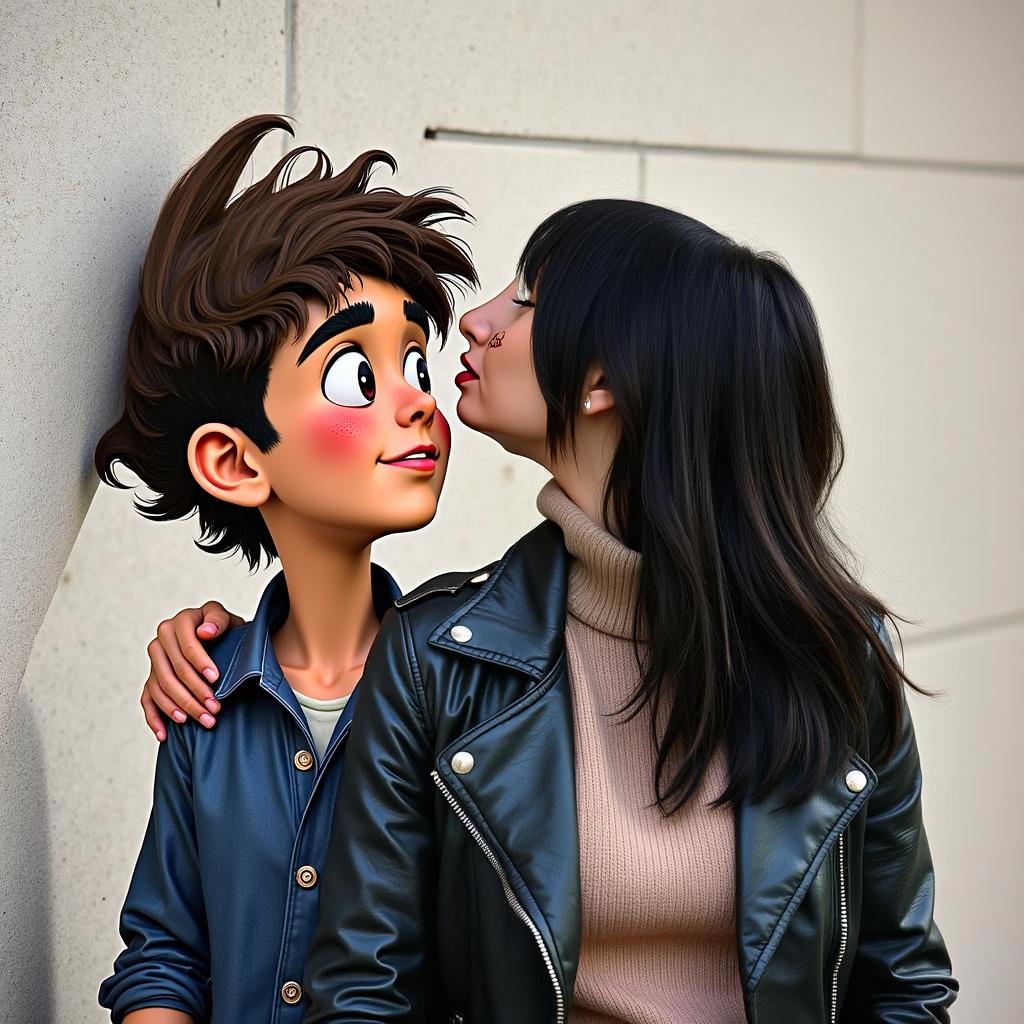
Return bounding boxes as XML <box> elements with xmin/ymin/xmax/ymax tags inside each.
<box><xmin>385</xmin><ymin>509</ymin><xmax>439</xmax><ymax>535</ymax></box>
<box><xmin>454</xmin><ymin>393</ymin><xmax>484</xmax><ymax>429</ymax></box>
<box><xmin>456</xmin><ymin>400</ymin><xmax>507</xmax><ymax>448</ymax></box>
<box><xmin>384</xmin><ymin>489</ymin><xmax>441</xmax><ymax>534</ymax></box>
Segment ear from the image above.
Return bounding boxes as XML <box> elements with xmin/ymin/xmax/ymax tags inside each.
<box><xmin>580</xmin><ymin>365</ymin><xmax>616</xmax><ymax>416</ymax></box>
<box><xmin>187</xmin><ymin>423</ymin><xmax>271</xmax><ymax>508</ymax></box>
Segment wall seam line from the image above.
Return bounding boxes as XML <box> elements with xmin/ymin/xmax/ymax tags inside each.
<box><xmin>283</xmin><ymin>0</ymin><xmax>296</xmax><ymax>148</ymax></box>
<box><xmin>425</xmin><ymin>128</ymin><xmax>1024</xmax><ymax>179</ymax></box>
<box><xmin>903</xmin><ymin>609</ymin><xmax>1024</xmax><ymax>649</ymax></box>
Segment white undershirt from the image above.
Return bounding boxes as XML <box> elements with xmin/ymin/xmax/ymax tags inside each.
<box><xmin>291</xmin><ymin>688</ymin><xmax>351</xmax><ymax>760</ymax></box>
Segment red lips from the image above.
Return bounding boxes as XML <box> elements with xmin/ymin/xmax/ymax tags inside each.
<box><xmin>455</xmin><ymin>352</ymin><xmax>479</xmax><ymax>387</ymax></box>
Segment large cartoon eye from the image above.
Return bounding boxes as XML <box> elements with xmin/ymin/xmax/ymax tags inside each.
<box><xmin>403</xmin><ymin>348</ymin><xmax>431</xmax><ymax>394</ymax></box>
<box><xmin>322</xmin><ymin>349</ymin><xmax>376</xmax><ymax>407</ymax></box>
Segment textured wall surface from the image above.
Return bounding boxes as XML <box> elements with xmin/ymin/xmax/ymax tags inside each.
<box><xmin>0</xmin><ymin>0</ymin><xmax>287</xmax><ymax>725</ymax></box>
<box><xmin>0</xmin><ymin>4</ymin><xmax>287</xmax><ymax>1018</ymax></box>
<box><xmin>3</xmin><ymin>1</ymin><xmax>1022</xmax><ymax>1021</ymax></box>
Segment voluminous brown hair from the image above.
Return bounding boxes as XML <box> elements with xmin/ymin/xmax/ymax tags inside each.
<box><xmin>95</xmin><ymin>114</ymin><xmax>476</xmax><ymax>568</ymax></box>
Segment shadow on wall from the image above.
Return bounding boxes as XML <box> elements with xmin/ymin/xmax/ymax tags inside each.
<box><xmin>0</xmin><ymin>689</ymin><xmax>54</xmax><ymax>1024</ymax></box>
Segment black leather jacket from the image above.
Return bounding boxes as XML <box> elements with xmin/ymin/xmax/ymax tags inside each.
<box><xmin>304</xmin><ymin>520</ymin><xmax>956</xmax><ymax>1023</ymax></box>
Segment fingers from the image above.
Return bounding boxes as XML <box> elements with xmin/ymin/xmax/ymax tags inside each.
<box><xmin>169</xmin><ymin>613</ymin><xmax>221</xmax><ymax>714</ymax></box>
<box><xmin>144</xmin><ymin>662</ymin><xmax>189</xmax><ymax>726</ymax></box>
<box><xmin>150</xmin><ymin>677</ymin><xmax>199</xmax><ymax>734</ymax></box>
<box><xmin>147</xmin><ymin>637</ymin><xmax>217</xmax><ymax>729</ymax></box>
<box><xmin>155</xmin><ymin>613</ymin><xmax>221</xmax><ymax>716</ymax></box>
<box><xmin>196</xmin><ymin>601</ymin><xmax>239</xmax><ymax>642</ymax></box>
<box><xmin>141</xmin><ymin>682</ymin><xmax>167</xmax><ymax>742</ymax></box>
<box><xmin>142</xmin><ymin>600</ymin><xmax>236</xmax><ymax>736</ymax></box>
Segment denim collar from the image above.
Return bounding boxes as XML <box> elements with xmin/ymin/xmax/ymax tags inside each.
<box><xmin>213</xmin><ymin>562</ymin><xmax>402</xmax><ymax>702</ymax></box>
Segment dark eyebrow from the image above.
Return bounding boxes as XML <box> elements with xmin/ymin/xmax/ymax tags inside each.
<box><xmin>297</xmin><ymin>301</ymin><xmax>375</xmax><ymax>365</ymax></box>
<box><xmin>403</xmin><ymin>300</ymin><xmax>431</xmax><ymax>343</ymax></box>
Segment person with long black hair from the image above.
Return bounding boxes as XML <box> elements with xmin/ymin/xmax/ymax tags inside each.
<box><xmin>146</xmin><ymin>199</ymin><xmax>956</xmax><ymax>1022</ymax></box>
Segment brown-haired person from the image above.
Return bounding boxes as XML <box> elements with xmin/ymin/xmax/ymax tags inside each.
<box><xmin>94</xmin><ymin>115</ymin><xmax>475</xmax><ymax>1024</ymax></box>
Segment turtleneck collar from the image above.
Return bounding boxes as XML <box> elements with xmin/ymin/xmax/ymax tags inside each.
<box><xmin>536</xmin><ymin>479</ymin><xmax>641</xmax><ymax>640</ymax></box>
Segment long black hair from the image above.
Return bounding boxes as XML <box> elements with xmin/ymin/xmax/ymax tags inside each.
<box><xmin>519</xmin><ymin>198</ymin><xmax>918</xmax><ymax>810</ymax></box>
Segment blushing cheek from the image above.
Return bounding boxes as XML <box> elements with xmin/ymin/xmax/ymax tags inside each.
<box><xmin>436</xmin><ymin>410</ymin><xmax>451</xmax><ymax>449</ymax></box>
<box><xmin>304</xmin><ymin>407</ymin><xmax>373</xmax><ymax>461</ymax></box>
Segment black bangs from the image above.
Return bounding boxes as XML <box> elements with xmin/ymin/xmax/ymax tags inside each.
<box><xmin>517</xmin><ymin>201</ymin><xmax>589</xmax><ymax>290</ymax></box>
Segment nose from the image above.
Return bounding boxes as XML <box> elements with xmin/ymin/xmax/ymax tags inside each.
<box><xmin>459</xmin><ymin>304</ymin><xmax>491</xmax><ymax>349</ymax></box>
<box><xmin>396</xmin><ymin>385</ymin><xmax>437</xmax><ymax>427</ymax></box>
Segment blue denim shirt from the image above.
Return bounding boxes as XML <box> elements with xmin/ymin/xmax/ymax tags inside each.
<box><xmin>99</xmin><ymin>564</ymin><xmax>401</xmax><ymax>1023</ymax></box>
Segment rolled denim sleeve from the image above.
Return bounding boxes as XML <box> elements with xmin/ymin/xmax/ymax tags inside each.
<box><xmin>98</xmin><ymin>723</ymin><xmax>211</xmax><ymax>1023</ymax></box>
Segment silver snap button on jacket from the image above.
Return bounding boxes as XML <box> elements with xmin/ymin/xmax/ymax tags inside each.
<box><xmin>845</xmin><ymin>768</ymin><xmax>867</xmax><ymax>793</ymax></box>
<box><xmin>451</xmin><ymin>751</ymin><xmax>475</xmax><ymax>775</ymax></box>
<box><xmin>450</xmin><ymin>624</ymin><xmax>473</xmax><ymax>643</ymax></box>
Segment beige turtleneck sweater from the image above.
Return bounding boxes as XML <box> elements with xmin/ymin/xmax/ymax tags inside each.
<box><xmin>536</xmin><ymin>480</ymin><xmax>744</xmax><ymax>1024</ymax></box>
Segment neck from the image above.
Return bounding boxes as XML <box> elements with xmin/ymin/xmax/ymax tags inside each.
<box><xmin>546</xmin><ymin>413</ymin><xmax>621</xmax><ymax>537</ymax></box>
<box><xmin>261</xmin><ymin>500</ymin><xmax>380</xmax><ymax>697</ymax></box>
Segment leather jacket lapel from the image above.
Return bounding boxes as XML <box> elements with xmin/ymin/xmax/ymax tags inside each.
<box><xmin>429</xmin><ymin>520</ymin><xmax>581</xmax><ymax>1004</ymax></box>
<box><xmin>434</xmin><ymin>660</ymin><xmax>581</xmax><ymax>1006</ymax></box>
<box><xmin>735</xmin><ymin>752</ymin><xmax>877</xmax><ymax>996</ymax></box>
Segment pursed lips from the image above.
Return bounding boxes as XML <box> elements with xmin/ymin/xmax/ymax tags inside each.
<box><xmin>455</xmin><ymin>352</ymin><xmax>480</xmax><ymax>386</ymax></box>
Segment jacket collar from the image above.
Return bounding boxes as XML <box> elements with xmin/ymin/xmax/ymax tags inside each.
<box><xmin>427</xmin><ymin>519</ymin><xmax>570</xmax><ymax>680</ymax></box>
<box><xmin>214</xmin><ymin>562</ymin><xmax>402</xmax><ymax>701</ymax></box>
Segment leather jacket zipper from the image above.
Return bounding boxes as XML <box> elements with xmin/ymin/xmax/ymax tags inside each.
<box><xmin>828</xmin><ymin>830</ymin><xmax>849</xmax><ymax>1023</ymax></box>
<box><xmin>431</xmin><ymin>770</ymin><xmax>566</xmax><ymax>1024</ymax></box>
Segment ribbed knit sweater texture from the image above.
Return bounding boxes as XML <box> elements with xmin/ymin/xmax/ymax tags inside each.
<box><xmin>536</xmin><ymin>480</ymin><xmax>745</xmax><ymax>1024</ymax></box>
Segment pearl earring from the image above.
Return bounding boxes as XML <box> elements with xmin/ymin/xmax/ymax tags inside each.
<box><xmin>583</xmin><ymin>395</ymin><xmax>591</xmax><ymax>411</ymax></box>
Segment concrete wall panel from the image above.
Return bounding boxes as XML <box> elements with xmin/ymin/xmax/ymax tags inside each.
<box><xmin>297</xmin><ymin>0</ymin><xmax>858</xmax><ymax>153</ymax></box>
<box><xmin>863</xmin><ymin>0</ymin><xmax>1024</xmax><ymax>167</ymax></box>
<box><xmin>0</xmin><ymin>0</ymin><xmax>286</xmax><ymax>723</ymax></box>
<box><xmin>645</xmin><ymin>152</ymin><xmax>1024</xmax><ymax>638</ymax></box>
<box><xmin>904</xmin><ymin>622</ymin><xmax>1024</xmax><ymax>1024</ymax></box>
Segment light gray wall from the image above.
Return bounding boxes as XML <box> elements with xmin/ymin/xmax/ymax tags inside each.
<box><xmin>3</xmin><ymin>2</ymin><xmax>1021</xmax><ymax>1021</ymax></box>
